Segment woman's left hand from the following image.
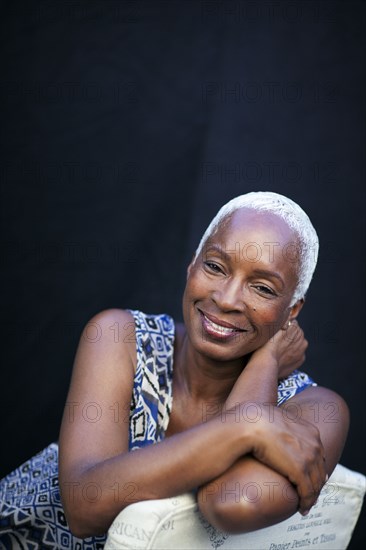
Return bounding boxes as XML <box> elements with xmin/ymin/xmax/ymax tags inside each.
<box><xmin>251</xmin><ymin>320</ymin><xmax>308</xmax><ymax>380</ymax></box>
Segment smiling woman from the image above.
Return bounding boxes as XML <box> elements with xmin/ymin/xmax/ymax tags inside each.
<box><xmin>0</xmin><ymin>192</ymin><xmax>351</xmax><ymax>548</ymax></box>
<box><xmin>182</xmin><ymin>206</ymin><xmax>305</xmax><ymax>363</ymax></box>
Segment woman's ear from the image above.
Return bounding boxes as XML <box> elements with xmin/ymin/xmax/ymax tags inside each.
<box><xmin>288</xmin><ymin>298</ymin><xmax>305</xmax><ymax>321</ymax></box>
<box><xmin>281</xmin><ymin>298</ymin><xmax>305</xmax><ymax>330</ymax></box>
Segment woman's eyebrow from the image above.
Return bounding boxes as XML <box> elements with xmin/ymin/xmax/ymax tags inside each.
<box><xmin>204</xmin><ymin>244</ymin><xmax>285</xmax><ymax>287</ymax></box>
<box><xmin>251</xmin><ymin>268</ymin><xmax>285</xmax><ymax>288</ymax></box>
<box><xmin>203</xmin><ymin>244</ymin><xmax>232</xmax><ymax>262</ymax></box>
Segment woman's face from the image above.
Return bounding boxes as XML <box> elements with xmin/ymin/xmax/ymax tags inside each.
<box><xmin>182</xmin><ymin>207</ymin><xmax>303</xmax><ymax>362</ymax></box>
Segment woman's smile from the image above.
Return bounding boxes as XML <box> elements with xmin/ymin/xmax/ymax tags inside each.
<box><xmin>198</xmin><ymin>308</ymin><xmax>249</xmax><ymax>341</ymax></box>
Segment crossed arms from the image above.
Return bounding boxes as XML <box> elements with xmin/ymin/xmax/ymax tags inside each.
<box><xmin>58</xmin><ymin>309</ymin><xmax>349</xmax><ymax>537</ymax></box>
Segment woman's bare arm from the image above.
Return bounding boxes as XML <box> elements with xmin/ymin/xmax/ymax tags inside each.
<box><xmin>58</xmin><ymin>309</ymin><xmax>290</xmax><ymax>537</ymax></box>
<box><xmin>58</xmin><ymin>309</ymin><xmax>251</xmax><ymax>536</ymax></box>
<box><xmin>197</xmin><ymin>324</ymin><xmax>349</xmax><ymax>533</ymax></box>
<box><xmin>198</xmin><ymin>387</ymin><xmax>349</xmax><ymax>533</ymax></box>
<box><xmin>59</xmin><ymin>311</ymin><xmax>332</xmax><ymax>538</ymax></box>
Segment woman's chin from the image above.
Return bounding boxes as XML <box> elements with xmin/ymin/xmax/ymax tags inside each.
<box><xmin>189</xmin><ymin>330</ymin><xmax>255</xmax><ymax>363</ymax></box>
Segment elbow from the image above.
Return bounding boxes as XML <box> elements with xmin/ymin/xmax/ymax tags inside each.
<box><xmin>66</xmin><ymin>517</ymin><xmax>93</xmax><ymax>540</ymax></box>
<box><xmin>62</xmin><ymin>503</ymin><xmax>103</xmax><ymax>539</ymax></box>
<box><xmin>197</xmin><ymin>487</ymin><xmax>262</xmax><ymax>534</ymax></box>
<box><xmin>59</xmin><ymin>468</ymin><xmax>118</xmax><ymax>538</ymax></box>
<box><xmin>197</xmin><ymin>484</ymin><xmax>297</xmax><ymax>534</ymax></box>
<box><xmin>60</xmin><ymin>488</ymin><xmax>110</xmax><ymax>539</ymax></box>
<box><xmin>66</xmin><ymin>506</ymin><xmax>113</xmax><ymax>539</ymax></box>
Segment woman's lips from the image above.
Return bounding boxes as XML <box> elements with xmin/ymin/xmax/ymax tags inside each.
<box><xmin>199</xmin><ymin>310</ymin><xmax>247</xmax><ymax>340</ymax></box>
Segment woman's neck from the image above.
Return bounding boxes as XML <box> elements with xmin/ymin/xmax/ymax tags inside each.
<box><xmin>173</xmin><ymin>322</ymin><xmax>247</xmax><ymax>404</ymax></box>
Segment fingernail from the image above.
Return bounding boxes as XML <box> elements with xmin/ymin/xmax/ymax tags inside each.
<box><xmin>302</xmin><ymin>510</ymin><xmax>310</xmax><ymax>516</ymax></box>
<box><xmin>325</xmin><ymin>474</ymin><xmax>329</xmax><ymax>482</ymax></box>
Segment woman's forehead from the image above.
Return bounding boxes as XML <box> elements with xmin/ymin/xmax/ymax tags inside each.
<box><xmin>205</xmin><ymin>208</ymin><xmax>300</xmax><ymax>273</ymax></box>
<box><xmin>216</xmin><ymin>207</ymin><xmax>297</xmax><ymax>243</ymax></box>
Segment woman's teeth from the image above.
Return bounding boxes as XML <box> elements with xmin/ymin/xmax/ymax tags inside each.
<box><xmin>204</xmin><ymin>315</ymin><xmax>238</xmax><ymax>334</ymax></box>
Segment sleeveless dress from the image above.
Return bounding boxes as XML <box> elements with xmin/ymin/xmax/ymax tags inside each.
<box><xmin>0</xmin><ymin>310</ymin><xmax>316</xmax><ymax>549</ymax></box>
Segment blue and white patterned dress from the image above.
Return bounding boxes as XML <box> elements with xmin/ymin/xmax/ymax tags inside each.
<box><xmin>0</xmin><ymin>310</ymin><xmax>316</xmax><ymax>549</ymax></box>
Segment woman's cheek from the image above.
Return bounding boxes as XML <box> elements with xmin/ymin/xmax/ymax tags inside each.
<box><xmin>188</xmin><ymin>270</ymin><xmax>212</xmax><ymax>299</ymax></box>
<box><xmin>252</xmin><ymin>307</ymin><xmax>287</xmax><ymax>339</ymax></box>
<box><xmin>254</xmin><ymin>307</ymin><xmax>283</xmax><ymax>333</ymax></box>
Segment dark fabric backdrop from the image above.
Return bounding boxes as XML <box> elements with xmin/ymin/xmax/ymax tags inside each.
<box><xmin>1</xmin><ymin>1</ymin><xmax>365</xmax><ymax>547</ymax></box>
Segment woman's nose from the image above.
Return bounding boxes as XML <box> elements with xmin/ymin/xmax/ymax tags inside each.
<box><xmin>211</xmin><ymin>279</ymin><xmax>245</xmax><ymax>312</ymax></box>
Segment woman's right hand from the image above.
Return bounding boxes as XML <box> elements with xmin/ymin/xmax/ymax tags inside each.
<box><xmin>247</xmin><ymin>403</ymin><xmax>326</xmax><ymax>515</ymax></box>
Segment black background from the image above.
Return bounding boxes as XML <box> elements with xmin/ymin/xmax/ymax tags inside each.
<box><xmin>1</xmin><ymin>1</ymin><xmax>365</xmax><ymax>547</ymax></box>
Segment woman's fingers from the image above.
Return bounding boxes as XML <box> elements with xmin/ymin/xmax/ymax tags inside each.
<box><xmin>288</xmin><ymin>426</ymin><xmax>327</xmax><ymax>514</ymax></box>
<box><xmin>251</xmin><ymin>408</ymin><xmax>326</xmax><ymax>515</ymax></box>
<box><xmin>294</xmin><ymin>450</ymin><xmax>327</xmax><ymax>514</ymax></box>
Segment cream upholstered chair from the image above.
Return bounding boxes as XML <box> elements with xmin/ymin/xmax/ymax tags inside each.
<box><xmin>105</xmin><ymin>464</ymin><xmax>365</xmax><ymax>550</ymax></box>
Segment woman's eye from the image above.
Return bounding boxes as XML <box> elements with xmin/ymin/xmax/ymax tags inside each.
<box><xmin>254</xmin><ymin>285</ymin><xmax>276</xmax><ymax>296</ymax></box>
<box><xmin>204</xmin><ymin>261</ymin><xmax>223</xmax><ymax>273</ymax></box>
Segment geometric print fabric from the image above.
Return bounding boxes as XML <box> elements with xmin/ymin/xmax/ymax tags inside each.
<box><xmin>128</xmin><ymin>310</ymin><xmax>174</xmax><ymax>450</ymax></box>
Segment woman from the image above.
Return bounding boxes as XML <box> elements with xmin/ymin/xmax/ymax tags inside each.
<box><xmin>0</xmin><ymin>192</ymin><xmax>349</xmax><ymax>547</ymax></box>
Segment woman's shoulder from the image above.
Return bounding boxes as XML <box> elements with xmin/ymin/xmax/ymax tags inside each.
<box><xmin>289</xmin><ymin>383</ymin><xmax>349</xmax><ymax>412</ymax></box>
<box><xmin>86</xmin><ymin>307</ymin><xmax>134</xmax><ymax>325</ymax></box>
<box><xmin>71</xmin><ymin>308</ymin><xmax>137</xmax><ymax>377</ymax></box>
<box><xmin>85</xmin><ymin>308</ymin><xmax>177</xmax><ymax>347</ymax></box>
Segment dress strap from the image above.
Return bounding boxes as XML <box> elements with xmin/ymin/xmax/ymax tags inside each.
<box><xmin>127</xmin><ymin>310</ymin><xmax>175</xmax><ymax>450</ymax></box>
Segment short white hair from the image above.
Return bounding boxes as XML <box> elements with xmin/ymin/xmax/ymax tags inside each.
<box><xmin>194</xmin><ymin>191</ymin><xmax>319</xmax><ymax>305</ymax></box>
